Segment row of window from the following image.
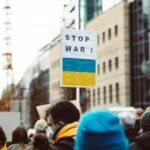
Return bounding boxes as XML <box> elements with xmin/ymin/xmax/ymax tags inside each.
<box><xmin>97</xmin><ymin>25</ymin><xmax>118</xmax><ymax>45</ymax></box>
<box><xmin>89</xmin><ymin>83</ymin><xmax>120</xmax><ymax>106</ymax></box>
<box><xmin>97</xmin><ymin>57</ymin><xmax>119</xmax><ymax>75</ymax></box>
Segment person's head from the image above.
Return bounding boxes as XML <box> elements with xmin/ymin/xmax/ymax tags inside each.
<box><xmin>135</xmin><ymin>108</ymin><xmax>144</xmax><ymax>119</ymax></box>
<box><xmin>33</xmin><ymin>133</ymin><xmax>50</xmax><ymax>150</ymax></box>
<box><xmin>47</xmin><ymin>101</ymin><xmax>80</xmax><ymax>132</ymax></box>
<box><xmin>118</xmin><ymin>111</ymin><xmax>136</xmax><ymax>129</ymax></box>
<box><xmin>34</xmin><ymin>119</ymin><xmax>48</xmax><ymax>134</ymax></box>
<box><xmin>145</xmin><ymin>106</ymin><xmax>150</xmax><ymax>111</ymax></box>
<box><xmin>75</xmin><ymin>109</ymin><xmax>128</xmax><ymax>150</ymax></box>
<box><xmin>0</xmin><ymin>126</ymin><xmax>6</xmax><ymax>149</ymax></box>
<box><xmin>141</xmin><ymin>110</ymin><xmax>150</xmax><ymax>132</ymax></box>
<box><xmin>12</xmin><ymin>127</ymin><xmax>28</xmax><ymax>144</ymax></box>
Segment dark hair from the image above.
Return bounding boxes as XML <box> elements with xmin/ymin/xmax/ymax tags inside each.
<box><xmin>12</xmin><ymin>127</ymin><xmax>28</xmax><ymax>144</ymax></box>
<box><xmin>48</xmin><ymin>101</ymin><xmax>80</xmax><ymax>124</ymax></box>
<box><xmin>0</xmin><ymin>126</ymin><xmax>6</xmax><ymax>147</ymax></box>
<box><xmin>141</xmin><ymin>111</ymin><xmax>150</xmax><ymax>132</ymax></box>
<box><xmin>33</xmin><ymin>133</ymin><xmax>50</xmax><ymax>150</ymax></box>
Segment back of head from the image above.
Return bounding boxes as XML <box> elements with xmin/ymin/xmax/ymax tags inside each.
<box><xmin>0</xmin><ymin>126</ymin><xmax>6</xmax><ymax>148</ymax></box>
<box><xmin>141</xmin><ymin>110</ymin><xmax>150</xmax><ymax>132</ymax></box>
<box><xmin>12</xmin><ymin>127</ymin><xmax>28</xmax><ymax>144</ymax></box>
<box><xmin>33</xmin><ymin>133</ymin><xmax>50</xmax><ymax>150</ymax></box>
<box><xmin>48</xmin><ymin>101</ymin><xmax>80</xmax><ymax>124</ymax></box>
<box><xmin>118</xmin><ymin>111</ymin><xmax>135</xmax><ymax>129</ymax></box>
<box><xmin>75</xmin><ymin>109</ymin><xmax>128</xmax><ymax>150</ymax></box>
<box><xmin>34</xmin><ymin>119</ymin><xmax>48</xmax><ymax>134</ymax></box>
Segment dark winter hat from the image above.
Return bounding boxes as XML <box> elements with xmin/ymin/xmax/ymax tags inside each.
<box><xmin>141</xmin><ymin>111</ymin><xmax>150</xmax><ymax>131</ymax></box>
<box><xmin>75</xmin><ymin>109</ymin><xmax>128</xmax><ymax>150</ymax></box>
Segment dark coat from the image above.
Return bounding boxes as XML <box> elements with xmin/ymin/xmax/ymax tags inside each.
<box><xmin>49</xmin><ymin>138</ymin><xmax>74</xmax><ymax>150</ymax></box>
<box><xmin>130</xmin><ymin>131</ymin><xmax>150</xmax><ymax>150</ymax></box>
<box><xmin>49</xmin><ymin>122</ymin><xmax>78</xmax><ymax>150</ymax></box>
<box><xmin>125</xmin><ymin>128</ymin><xmax>138</xmax><ymax>143</ymax></box>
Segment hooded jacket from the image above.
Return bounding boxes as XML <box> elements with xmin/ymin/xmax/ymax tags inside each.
<box><xmin>130</xmin><ymin>131</ymin><xmax>150</xmax><ymax>150</ymax></box>
<box><xmin>50</xmin><ymin>122</ymin><xmax>78</xmax><ymax>150</ymax></box>
<box><xmin>1</xmin><ymin>144</ymin><xmax>7</xmax><ymax>150</ymax></box>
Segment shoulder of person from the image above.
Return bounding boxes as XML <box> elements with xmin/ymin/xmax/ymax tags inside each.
<box><xmin>129</xmin><ymin>141</ymin><xmax>144</xmax><ymax>150</ymax></box>
<box><xmin>23</xmin><ymin>145</ymin><xmax>34</xmax><ymax>150</ymax></box>
<box><xmin>50</xmin><ymin>138</ymin><xmax>74</xmax><ymax>150</ymax></box>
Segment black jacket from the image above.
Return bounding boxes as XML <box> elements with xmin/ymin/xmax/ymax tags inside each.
<box><xmin>130</xmin><ymin>131</ymin><xmax>150</xmax><ymax>150</ymax></box>
<box><xmin>125</xmin><ymin>128</ymin><xmax>138</xmax><ymax>143</ymax></box>
<box><xmin>50</xmin><ymin>138</ymin><xmax>74</xmax><ymax>150</ymax></box>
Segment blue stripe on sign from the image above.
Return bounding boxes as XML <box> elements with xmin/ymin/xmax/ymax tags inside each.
<box><xmin>63</xmin><ymin>58</ymin><xmax>96</xmax><ymax>72</ymax></box>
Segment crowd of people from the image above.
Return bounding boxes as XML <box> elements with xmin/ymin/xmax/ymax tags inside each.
<box><xmin>0</xmin><ymin>101</ymin><xmax>150</xmax><ymax>150</ymax></box>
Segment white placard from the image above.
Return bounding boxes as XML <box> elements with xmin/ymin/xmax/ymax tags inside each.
<box><xmin>62</xmin><ymin>28</ymin><xmax>96</xmax><ymax>60</ymax></box>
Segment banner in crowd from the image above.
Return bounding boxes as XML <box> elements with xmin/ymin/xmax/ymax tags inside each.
<box><xmin>61</xmin><ymin>28</ymin><xmax>97</xmax><ymax>87</ymax></box>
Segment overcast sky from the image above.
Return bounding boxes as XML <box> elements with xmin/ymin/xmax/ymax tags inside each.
<box><xmin>0</xmin><ymin>0</ymin><xmax>62</xmax><ymax>93</ymax></box>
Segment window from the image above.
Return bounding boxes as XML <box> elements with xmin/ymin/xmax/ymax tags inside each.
<box><xmin>116</xmin><ymin>83</ymin><xmax>120</xmax><ymax>103</ymax></box>
<box><xmin>102</xmin><ymin>32</ymin><xmax>105</xmax><ymax>43</ymax></box>
<box><xmin>55</xmin><ymin>82</ymin><xmax>57</xmax><ymax>90</ymax></box>
<box><xmin>103</xmin><ymin>62</ymin><xmax>106</xmax><ymax>73</ymax></box>
<box><xmin>98</xmin><ymin>87</ymin><xmax>100</xmax><ymax>104</ymax></box>
<box><xmin>88</xmin><ymin>90</ymin><xmax>91</xmax><ymax>107</ymax></box>
<box><xmin>108</xmin><ymin>60</ymin><xmax>112</xmax><ymax>71</ymax></box>
<box><xmin>97</xmin><ymin>64</ymin><xmax>100</xmax><ymax>75</ymax></box>
<box><xmin>97</xmin><ymin>34</ymin><xmax>100</xmax><ymax>46</ymax></box>
<box><xmin>103</xmin><ymin>86</ymin><xmax>106</xmax><ymax>104</ymax></box>
<box><xmin>54</xmin><ymin>61</ymin><xmax>56</xmax><ymax>68</ymax></box>
<box><xmin>88</xmin><ymin>90</ymin><xmax>91</xmax><ymax>98</ymax></box>
<box><xmin>115</xmin><ymin>25</ymin><xmax>118</xmax><ymax>37</ymax></box>
<box><xmin>115</xmin><ymin>57</ymin><xmax>119</xmax><ymax>69</ymax></box>
<box><xmin>108</xmin><ymin>28</ymin><xmax>111</xmax><ymax>40</ymax></box>
<box><xmin>52</xmin><ymin>62</ymin><xmax>54</xmax><ymax>69</ymax></box>
<box><xmin>109</xmin><ymin>85</ymin><xmax>112</xmax><ymax>103</ymax></box>
<box><xmin>57</xmin><ymin>81</ymin><xmax>60</xmax><ymax>89</ymax></box>
<box><xmin>93</xmin><ymin>89</ymin><xmax>95</xmax><ymax>106</ymax></box>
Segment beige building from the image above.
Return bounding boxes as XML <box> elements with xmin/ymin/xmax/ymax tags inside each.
<box><xmin>86</xmin><ymin>0</ymin><xmax>130</xmax><ymax>108</ymax></box>
<box><xmin>49</xmin><ymin>36</ymin><xmax>62</xmax><ymax>102</ymax></box>
<box><xmin>50</xmin><ymin>0</ymin><xmax>76</xmax><ymax>103</ymax></box>
<box><xmin>50</xmin><ymin>0</ymin><xmax>131</xmax><ymax>108</ymax></box>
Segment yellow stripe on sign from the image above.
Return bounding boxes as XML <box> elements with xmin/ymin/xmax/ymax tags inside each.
<box><xmin>62</xmin><ymin>71</ymin><xmax>96</xmax><ymax>86</ymax></box>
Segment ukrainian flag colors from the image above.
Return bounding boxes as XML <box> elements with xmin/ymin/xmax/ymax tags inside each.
<box><xmin>61</xmin><ymin>29</ymin><xmax>96</xmax><ymax>87</ymax></box>
<box><xmin>62</xmin><ymin>58</ymin><xmax>96</xmax><ymax>86</ymax></box>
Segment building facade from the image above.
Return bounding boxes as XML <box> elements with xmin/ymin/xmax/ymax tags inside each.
<box><xmin>86</xmin><ymin>0</ymin><xmax>131</xmax><ymax>108</ymax></box>
<box><xmin>49</xmin><ymin>36</ymin><xmax>62</xmax><ymax>102</ymax></box>
<box><xmin>78</xmin><ymin>0</ymin><xmax>102</xmax><ymax>29</ymax></box>
<box><xmin>130</xmin><ymin>0</ymin><xmax>150</xmax><ymax>108</ymax></box>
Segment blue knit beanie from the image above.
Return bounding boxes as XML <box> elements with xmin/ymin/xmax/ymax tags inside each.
<box><xmin>75</xmin><ymin>109</ymin><xmax>128</xmax><ymax>150</ymax></box>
